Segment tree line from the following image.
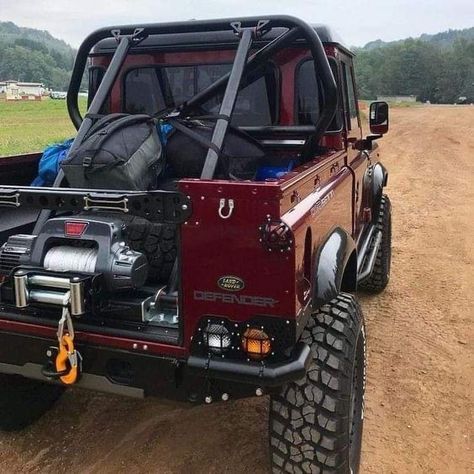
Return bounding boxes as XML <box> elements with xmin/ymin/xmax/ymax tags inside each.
<box><xmin>0</xmin><ymin>20</ymin><xmax>473</xmax><ymax>102</ymax></box>
<box><xmin>354</xmin><ymin>32</ymin><xmax>474</xmax><ymax>103</ymax></box>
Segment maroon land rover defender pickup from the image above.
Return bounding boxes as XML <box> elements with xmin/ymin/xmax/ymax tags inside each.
<box><xmin>0</xmin><ymin>16</ymin><xmax>391</xmax><ymax>473</ymax></box>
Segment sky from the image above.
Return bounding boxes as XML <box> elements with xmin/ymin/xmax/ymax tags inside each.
<box><xmin>1</xmin><ymin>0</ymin><xmax>473</xmax><ymax>48</ymax></box>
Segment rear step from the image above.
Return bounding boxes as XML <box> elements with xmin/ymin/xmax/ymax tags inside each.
<box><xmin>357</xmin><ymin>228</ymin><xmax>382</xmax><ymax>283</ymax></box>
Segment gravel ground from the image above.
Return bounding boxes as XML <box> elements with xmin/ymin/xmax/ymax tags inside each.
<box><xmin>0</xmin><ymin>105</ymin><xmax>472</xmax><ymax>473</ymax></box>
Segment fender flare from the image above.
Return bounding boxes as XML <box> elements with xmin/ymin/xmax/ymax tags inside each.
<box><xmin>312</xmin><ymin>227</ymin><xmax>356</xmax><ymax>310</ymax></box>
<box><xmin>371</xmin><ymin>162</ymin><xmax>388</xmax><ymax>211</ymax></box>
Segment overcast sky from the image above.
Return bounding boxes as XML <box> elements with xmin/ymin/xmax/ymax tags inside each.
<box><xmin>1</xmin><ymin>0</ymin><xmax>473</xmax><ymax>48</ymax></box>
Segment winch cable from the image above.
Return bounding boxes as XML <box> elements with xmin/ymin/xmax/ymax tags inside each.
<box><xmin>44</xmin><ymin>246</ymin><xmax>98</xmax><ymax>274</ymax></box>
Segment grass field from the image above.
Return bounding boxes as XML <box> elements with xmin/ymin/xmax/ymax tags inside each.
<box><xmin>0</xmin><ymin>98</ymin><xmax>423</xmax><ymax>157</ymax></box>
<box><xmin>0</xmin><ymin>98</ymin><xmax>87</xmax><ymax>156</ymax></box>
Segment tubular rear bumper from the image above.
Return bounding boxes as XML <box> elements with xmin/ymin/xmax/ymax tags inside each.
<box><xmin>0</xmin><ymin>329</ymin><xmax>311</xmax><ymax>400</ymax></box>
<box><xmin>187</xmin><ymin>342</ymin><xmax>312</xmax><ymax>387</ymax></box>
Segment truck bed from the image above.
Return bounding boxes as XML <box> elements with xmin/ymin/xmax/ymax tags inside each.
<box><xmin>0</xmin><ymin>209</ymin><xmax>39</xmax><ymax>243</ymax></box>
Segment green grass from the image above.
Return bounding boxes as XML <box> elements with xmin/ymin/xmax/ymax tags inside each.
<box><xmin>0</xmin><ymin>98</ymin><xmax>87</xmax><ymax>156</ymax></box>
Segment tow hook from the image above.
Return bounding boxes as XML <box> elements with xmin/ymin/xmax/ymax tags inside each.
<box><xmin>42</xmin><ymin>296</ymin><xmax>82</xmax><ymax>385</ymax></box>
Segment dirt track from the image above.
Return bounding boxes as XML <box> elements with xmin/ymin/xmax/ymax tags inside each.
<box><xmin>0</xmin><ymin>106</ymin><xmax>473</xmax><ymax>473</ymax></box>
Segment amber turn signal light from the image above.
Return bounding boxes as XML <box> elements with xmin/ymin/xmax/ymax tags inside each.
<box><xmin>242</xmin><ymin>328</ymin><xmax>272</xmax><ymax>360</ymax></box>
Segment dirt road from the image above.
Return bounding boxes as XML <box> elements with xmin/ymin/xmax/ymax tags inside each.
<box><xmin>0</xmin><ymin>106</ymin><xmax>472</xmax><ymax>473</ymax></box>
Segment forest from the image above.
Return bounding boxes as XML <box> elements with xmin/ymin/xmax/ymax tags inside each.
<box><xmin>0</xmin><ymin>22</ymin><xmax>75</xmax><ymax>91</ymax></box>
<box><xmin>354</xmin><ymin>28</ymin><xmax>474</xmax><ymax>103</ymax></box>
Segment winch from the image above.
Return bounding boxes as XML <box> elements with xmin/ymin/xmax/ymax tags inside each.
<box><xmin>0</xmin><ymin>215</ymin><xmax>148</xmax><ymax>294</ymax></box>
<box><xmin>0</xmin><ymin>216</ymin><xmax>153</xmax><ymax>385</ymax></box>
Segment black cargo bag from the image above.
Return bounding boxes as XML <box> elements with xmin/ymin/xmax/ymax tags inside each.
<box><xmin>62</xmin><ymin>114</ymin><xmax>163</xmax><ymax>190</ymax></box>
<box><xmin>165</xmin><ymin>120</ymin><xmax>265</xmax><ymax>180</ymax></box>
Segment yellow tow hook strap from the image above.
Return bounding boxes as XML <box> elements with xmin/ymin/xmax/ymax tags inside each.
<box><xmin>56</xmin><ymin>334</ymin><xmax>79</xmax><ymax>385</ymax></box>
<box><xmin>55</xmin><ymin>299</ymin><xmax>81</xmax><ymax>385</ymax></box>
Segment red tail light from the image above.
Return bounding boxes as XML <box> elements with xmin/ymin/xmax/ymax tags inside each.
<box><xmin>65</xmin><ymin>221</ymin><xmax>88</xmax><ymax>237</ymax></box>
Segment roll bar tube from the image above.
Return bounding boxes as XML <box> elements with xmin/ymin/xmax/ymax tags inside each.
<box><xmin>200</xmin><ymin>28</ymin><xmax>253</xmax><ymax>179</ymax></box>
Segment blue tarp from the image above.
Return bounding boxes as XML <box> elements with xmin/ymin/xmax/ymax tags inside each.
<box><xmin>31</xmin><ymin>139</ymin><xmax>74</xmax><ymax>187</ymax></box>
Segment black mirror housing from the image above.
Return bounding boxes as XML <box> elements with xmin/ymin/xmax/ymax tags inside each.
<box><xmin>369</xmin><ymin>101</ymin><xmax>389</xmax><ymax>135</ymax></box>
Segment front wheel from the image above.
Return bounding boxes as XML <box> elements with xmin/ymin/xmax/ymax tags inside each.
<box><xmin>0</xmin><ymin>374</ymin><xmax>64</xmax><ymax>431</ymax></box>
<box><xmin>269</xmin><ymin>293</ymin><xmax>366</xmax><ymax>473</ymax></box>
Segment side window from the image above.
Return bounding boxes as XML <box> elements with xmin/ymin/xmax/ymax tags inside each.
<box><xmin>341</xmin><ymin>62</ymin><xmax>359</xmax><ymax>131</ymax></box>
<box><xmin>296</xmin><ymin>60</ymin><xmax>321</xmax><ymax>125</ymax></box>
<box><xmin>296</xmin><ymin>59</ymin><xmax>341</xmax><ymax>130</ymax></box>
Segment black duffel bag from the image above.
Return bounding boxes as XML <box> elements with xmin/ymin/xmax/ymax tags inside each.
<box><xmin>62</xmin><ymin>114</ymin><xmax>163</xmax><ymax>190</ymax></box>
<box><xmin>165</xmin><ymin>119</ymin><xmax>265</xmax><ymax>180</ymax></box>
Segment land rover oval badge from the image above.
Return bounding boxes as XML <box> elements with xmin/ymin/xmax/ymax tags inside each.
<box><xmin>218</xmin><ymin>276</ymin><xmax>245</xmax><ymax>292</ymax></box>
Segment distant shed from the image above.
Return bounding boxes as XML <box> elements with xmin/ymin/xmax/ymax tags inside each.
<box><xmin>0</xmin><ymin>81</ymin><xmax>45</xmax><ymax>101</ymax></box>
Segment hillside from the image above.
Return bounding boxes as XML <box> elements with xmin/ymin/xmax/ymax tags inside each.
<box><xmin>361</xmin><ymin>27</ymin><xmax>474</xmax><ymax>50</ymax></box>
<box><xmin>354</xmin><ymin>27</ymin><xmax>474</xmax><ymax>103</ymax></box>
<box><xmin>0</xmin><ymin>21</ymin><xmax>76</xmax><ymax>90</ymax></box>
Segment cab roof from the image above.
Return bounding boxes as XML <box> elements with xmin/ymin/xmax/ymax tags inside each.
<box><xmin>92</xmin><ymin>23</ymin><xmax>352</xmax><ymax>56</ymax></box>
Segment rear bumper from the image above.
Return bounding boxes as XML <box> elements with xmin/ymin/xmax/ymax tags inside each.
<box><xmin>0</xmin><ymin>330</ymin><xmax>178</xmax><ymax>399</ymax></box>
<box><xmin>0</xmin><ymin>328</ymin><xmax>311</xmax><ymax>400</ymax></box>
<box><xmin>187</xmin><ymin>342</ymin><xmax>312</xmax><ymax>387</ymax></box>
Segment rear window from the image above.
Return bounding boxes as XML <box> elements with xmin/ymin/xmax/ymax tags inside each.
<box><xmin>123</xmin><ymin>63</ymin><xmax>278</xmax><ymax>127</ymax></box>
<box><xmin>88</xmin><ymin>66</ymin><xmax>110</xmax><ymax>114</ymax></box>
<box><xmin>296</xmin><ymin>59</ymin><xmax>341</xmax><ymax>130</ymax></box>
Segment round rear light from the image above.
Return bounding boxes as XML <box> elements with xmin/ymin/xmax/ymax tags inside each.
<box><xmin>242</xmin><ymin>328</ymin><xmax>272</xmax><ymax>360</ymax></box>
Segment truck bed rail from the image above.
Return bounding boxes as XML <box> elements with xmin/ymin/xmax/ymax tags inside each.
<box><xmin>0</xmin><ymin>186</ymin><xmax>192</xmax><ymax>224</ymax></box>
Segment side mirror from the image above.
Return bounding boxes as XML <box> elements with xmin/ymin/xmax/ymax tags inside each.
<box><xmin>369</xmin><ymin>101</ymin><xmax>389</xmax><ymax>135</ymax></box>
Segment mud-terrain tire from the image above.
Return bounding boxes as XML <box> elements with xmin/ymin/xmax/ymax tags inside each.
<box><xmin>269</xmin><ymin>293</ymin><xmax>366</xmax><ymax>474</ymax></box>
<box><xmin>0</xmin><ymin>374</ymin><xmax>64</xmax><ymax>431</ymax></box>
<box><xmin>123</xmin><ymin>216</ymin><xmax>177</xmax><ymax>282</ymax></box>
<box><xmin>359</xmin><ymin>194</ymin><xmax>392</xmax><ymax>293</ymax></box>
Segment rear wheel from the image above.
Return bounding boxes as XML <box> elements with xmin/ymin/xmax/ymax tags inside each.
<box><xmin>0</xmin><ymin>374</ymin><xmax>64</xmax><ymax>431</ymax></box>
<box><xmin>269</xmin><ymin>293</ymin><xmax>366</xmax><ymax>473</ymax></box>
<box><xmin>359</xmin><ymin>194</ymin><xmax>392</xmax><ymax>293</ymax></box>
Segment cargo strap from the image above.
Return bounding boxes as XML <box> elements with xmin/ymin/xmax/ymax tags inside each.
<box><xmin>166</xmin><ymin>118</ymin><xmax>223</xmax><ymax>157</ymax></box>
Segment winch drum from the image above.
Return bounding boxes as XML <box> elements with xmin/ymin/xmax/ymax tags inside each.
<box><xmin>44</xmin><ymin>246</ymin><xmax>98</xmax><ymax>274</ymax></box>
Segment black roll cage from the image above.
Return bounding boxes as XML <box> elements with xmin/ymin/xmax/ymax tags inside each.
<box><xmin>67</xmin><ymin>16</ymin><xmax>337</xmax><ymax>162</ymax></box>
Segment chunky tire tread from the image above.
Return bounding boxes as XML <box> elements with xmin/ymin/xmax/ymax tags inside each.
<box><xmin>0</xmin><ymin>375</ymin><xmax>64</xmax><ymax>431</ymax></box>
<box><xmin>360</xmin><ymin>194</ymin><xmax>392</xmax><ymax>293</ymax></box>
<box><xmin>122</xmin><ymin>216</ymin><xmax>177</xmax><ymax>282</ymax></box>
<box><xmin>269</xmin><ymin>293</ymin><xmax>366</xmax><ymax>474</ymax></box>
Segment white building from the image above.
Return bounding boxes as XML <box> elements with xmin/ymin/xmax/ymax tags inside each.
<box><xmin>0</xmin><ymin>80</ymin><xmax>45</xmax><ymax>100</ymax></box>
<box><xmin>377</xmin><ymin>95</ymin><xmax>417</xmax><ymax>103</ymax></box>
